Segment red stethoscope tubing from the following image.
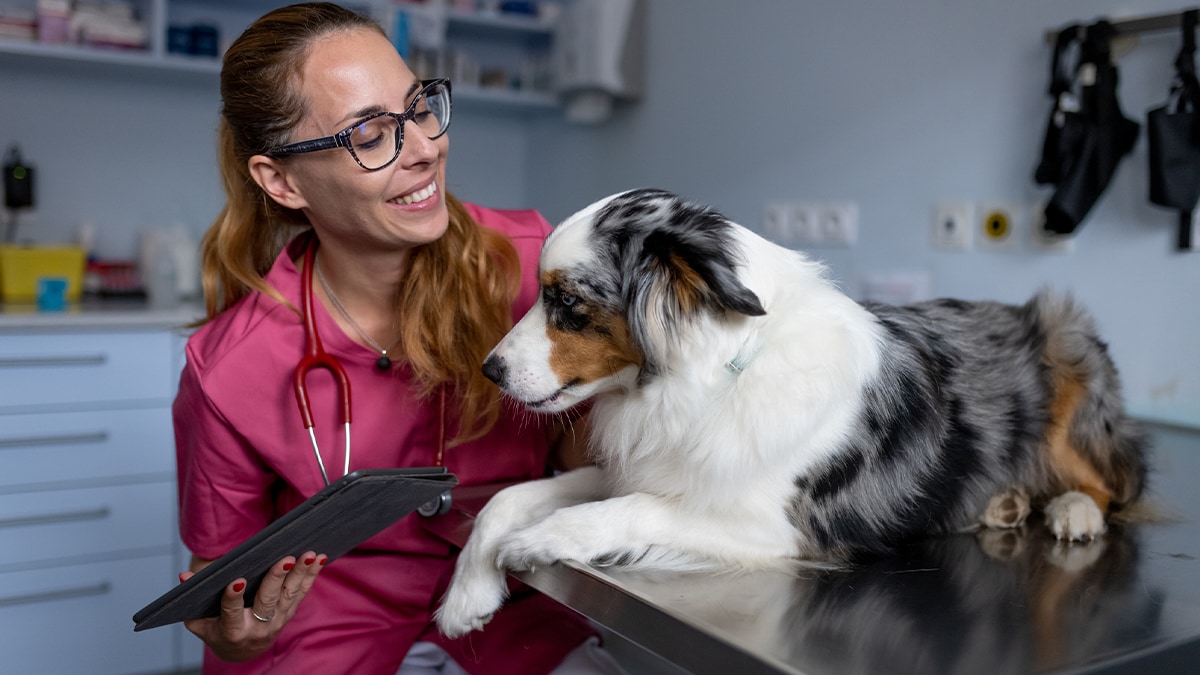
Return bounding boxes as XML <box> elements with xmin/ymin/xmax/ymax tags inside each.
<box><xmin>294</xmin><ymin>237</ymin><xmax>353</xmax><ymax>486</ymax></box>
<box><xmin>292</xmin><ymin>236</ymin><xmax>447</xmax><ymax>488</ymax></box>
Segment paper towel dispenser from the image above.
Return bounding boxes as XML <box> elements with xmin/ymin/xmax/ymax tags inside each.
<box><xmin>552</xmin><ymin>0</ymin><xmax>645</xmax><ymax>124</ymax></box>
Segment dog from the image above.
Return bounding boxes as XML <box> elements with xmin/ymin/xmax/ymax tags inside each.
<box><xmin>434</xmin><ymin>188</ymin><xmax>1148</xmax><ymax>637</ymax></box>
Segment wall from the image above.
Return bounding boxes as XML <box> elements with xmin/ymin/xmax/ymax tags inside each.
<box><xmin>0</xmin><ymin>54</ymin><xmax>537</xmax><ymax>259</ymax></box>
<box><xmin>2</xmin><ymin>0</ymin><xmax>1196</xmax><ymax>421</ymax></box>
<box><xmin>526</xmin><ymin>0</ymin><xmax>1200</xmax><ymax>423</ymax></box>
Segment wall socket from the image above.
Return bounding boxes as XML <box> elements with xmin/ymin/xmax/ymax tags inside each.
<box><xmin>977</xmin><ymin>202</ymin><xmax>1020</xmax><ymax>253</ymax></box>
<box><xmin>764</xmin><ymin>201</ymin><xmax>858</xmax><ymax>247</ymax></box>
<box><xmin>932</xmin><ymin>202</ymin><xmax>974</xmax><ymax>251</ymax></box>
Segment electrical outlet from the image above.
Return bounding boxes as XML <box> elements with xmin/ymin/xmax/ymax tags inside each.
<box><xmin>932</xmin><ymin>202</ymin><xmax>974</xmax><ymax>251</ymax></box>
<box><xmin>764</xmin><ymin>202</ymin><xmax>790</xmax><ymax>242</ymax></box>
<box><xmin>819</xmin><ymin>202</ymin><xmax>858</xmax><ymax>247</ymax></box>
<box><xmin>790</xmin><ymin>203</ymin><xmax>822</xmax><ymax>245</ymax></box>
<box><xmin>977</xmin><ymin>203</ymin><xmax>1020</xmax><ymax>253</ymax></box>
<box><xmin>1029</xmin><ymin>201</ymin><xmax>1075</xmax><ymax>254</ymax></box>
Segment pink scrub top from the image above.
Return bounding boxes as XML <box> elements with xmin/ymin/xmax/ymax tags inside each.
<box><xmin>174</xmin><ymin>204</ymin><xmax>594</xmax><ymax>675</ymax></box>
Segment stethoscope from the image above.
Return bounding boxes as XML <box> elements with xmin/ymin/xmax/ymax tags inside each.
<box><xmin>293</xmin><ymin>236</ymin><xmax>451</xmax><ymax>515</ymax></box>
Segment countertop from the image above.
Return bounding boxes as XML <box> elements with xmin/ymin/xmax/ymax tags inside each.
<box><xmin>426</xmin><ymin>423</ymin><xmax>1200</xmax><ymax>675</ymax></box>
<box><xmin>0</xmin><ymin>300</ymin><xmax>203</xmax><ymax>334</ymax></box>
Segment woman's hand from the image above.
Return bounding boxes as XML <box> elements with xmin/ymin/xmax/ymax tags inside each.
<box><xmin>179</xmin><ymin>551</ymin><xmax>327</xmax><ymax>662</ymax></box>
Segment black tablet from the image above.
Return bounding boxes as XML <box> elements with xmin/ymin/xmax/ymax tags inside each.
<box><xmin>132</xmin><ymin>467</ymin><xmax>457</xmax><ymax>631</ymax></box>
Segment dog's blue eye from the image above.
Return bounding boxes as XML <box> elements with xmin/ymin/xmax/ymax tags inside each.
<box><xmin>560</xmin><ymin>293</ymin><xmax>577</xmax><ymax>307</ymax></box>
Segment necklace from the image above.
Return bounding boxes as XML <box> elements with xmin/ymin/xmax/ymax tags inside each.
<box><xmin>314</xmin><ymin>257</ymin><xmax>400</xmax><ymax>371</ymax></box>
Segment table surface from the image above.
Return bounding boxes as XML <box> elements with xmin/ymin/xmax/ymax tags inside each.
<box><xmin>428</xmin><ymin>422</ymin><xmax>1200</xmax><ymax>675</ymax></box>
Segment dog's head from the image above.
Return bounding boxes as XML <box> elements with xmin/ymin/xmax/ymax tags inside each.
<box><xmin>482</xmin><ymin>188</ymin><xmax>766</xmax><ymax>412</ymax></box>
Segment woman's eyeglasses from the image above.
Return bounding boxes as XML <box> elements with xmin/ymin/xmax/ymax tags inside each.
<box><xmin>267</xmin><ymin>78</ymin><xmax>452</xmax><ymax>171</ymax></box>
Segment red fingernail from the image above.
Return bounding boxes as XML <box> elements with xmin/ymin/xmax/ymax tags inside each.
<box><xmin>304</xmin><ymin>556</ymin><xmax>316</xmax><ymax>565</ymax></box>
<box><xmin>283</xmin><ymin>562</ymin><xmax>295</xmax><ymax>571</ymax></box>
<box><xmin>318</xmin><ymin>557</ymin><xmax>327</xmax><ymax>566</ymax></box>
<box><xmin>179</xmin><ymin>573</ymin><xmax>187</xmax><ymax>584</ymax></box>
<box><xmin>233</xmin><ymin>581</ymin><xmax>246</xmax><ymax>593</ymax></box>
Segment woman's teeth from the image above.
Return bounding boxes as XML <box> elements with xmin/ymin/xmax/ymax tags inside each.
<box><xmin>392</xmin><ymin>182</ymin><xmax>437</xmax><ymax>205</ymax></box>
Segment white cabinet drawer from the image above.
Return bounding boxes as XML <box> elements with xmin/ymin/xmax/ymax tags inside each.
<box><xmin>0</xmin><ymin>554</ymin><xmax>176</xmax><ymax>675</ymax></box>
<box><xmin>0</xmin><ymin>407</ymin><xmax>173</xmax><ymax>488</ymax></box>
<box><xmin>0</xmin><ymin>482</ymin><xmax>174</xmax><ymax>566</ymax></box>
<box><xmin>0</xmin><ymin>331</ymin><xmax>176</xmax><ymax>409</ymax></box>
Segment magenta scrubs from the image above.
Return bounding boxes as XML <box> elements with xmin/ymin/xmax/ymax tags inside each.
<box><xmin>174</xmin><ymin>204</ymin><xmax>594</xmax><ymax>674</ymax></box>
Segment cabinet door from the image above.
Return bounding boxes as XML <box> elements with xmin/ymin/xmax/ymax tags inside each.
<box><xmin>0</xmin><ymin>482</ymin><xmax>174</xmax><ymax>567</ymax></box>
<box><xmin>0</xmin><ymin>407</ymin><xmax>174</xmax><ymax>488</ymax></box>
<box><xmin>0</xmin><ymin>331</ymin><xmax>175</xmax><ymax>410</ymax></box>
<box><xmin>0</xmin><ymin>554</ymin><xmax>176</xmax><ymax>675</ymax></box>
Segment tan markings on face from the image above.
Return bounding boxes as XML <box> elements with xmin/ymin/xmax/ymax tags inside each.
<box><xmin>1044</xmin><ymin>374</ymin><xmax>1113</xmax><ymax>514</ymax></box>
<box><xmin>539</xmin><ymin>270</ymin><xmax>643</xmax><ymax>386</ymax></box>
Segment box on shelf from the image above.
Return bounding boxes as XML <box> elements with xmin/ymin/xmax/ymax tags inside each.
<box><xmin>0</xmin><ymin>245</ymin><xmax>86</xmax><ymax>303</ymax></box>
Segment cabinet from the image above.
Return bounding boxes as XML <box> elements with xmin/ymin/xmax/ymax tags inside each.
<box><xmin>0</xmin><ymin>0</ymin><xmax>564</xmax><ymax>111</ymax></box>
<box><xmin>0</xmin><ymin>326</ymin><xmax>196</xmax><ymax>674</ymax></box>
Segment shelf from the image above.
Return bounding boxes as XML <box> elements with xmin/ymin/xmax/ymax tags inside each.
<box><xmin>0</xmin><ymin>37</ymin><xmax>220</xmax><ymax>75</ymax></box>
<box><xmin>445</xmin><ymin>8</ymin><xmax>556</xmax><ymax>38</ymax></box>
<box><xmin>452</xmin><ymin>83</ymin><xmax>558</xmax><ymax>110</ymax></box>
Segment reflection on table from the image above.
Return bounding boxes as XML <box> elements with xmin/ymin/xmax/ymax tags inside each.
<box><xmin>428</xmin><ymin>423</ymin><xmax>1200</xmax><ymax>674</ymax></box>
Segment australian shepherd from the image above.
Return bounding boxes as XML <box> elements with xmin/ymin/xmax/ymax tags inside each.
<box><xmin>435</xmin><ymin>188</ymin><xmax>1148</xmax><ymax>637</ymax></box>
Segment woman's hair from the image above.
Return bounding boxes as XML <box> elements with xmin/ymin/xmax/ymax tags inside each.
<box><xmin>202</xmin><ymin>2</ymin><xmax>521</xmax><ymax>444</ymax></box>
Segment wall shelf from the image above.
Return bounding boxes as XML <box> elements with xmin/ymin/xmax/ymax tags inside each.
<box><xmin>1</xmin><ymin>0</ymin><xmax>564</xmax><ymax>112</ymax></box>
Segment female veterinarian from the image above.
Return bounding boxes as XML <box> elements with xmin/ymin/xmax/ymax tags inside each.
<box><xmin>172</xmin><ymin>4</ymin><xmax>620</xmax><ymax>674</ymax></box>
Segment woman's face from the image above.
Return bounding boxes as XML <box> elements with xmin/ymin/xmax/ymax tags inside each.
<box><xmin>278</xmin><ymin>28</ymin><xmax>450</xmax><ymax>253</ymax></box>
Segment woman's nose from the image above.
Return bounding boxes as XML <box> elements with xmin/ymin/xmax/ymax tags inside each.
<box><xmin>398</xmin><ymin>120</ymin><xmax>441</xmax><ymax>167</ymax></box>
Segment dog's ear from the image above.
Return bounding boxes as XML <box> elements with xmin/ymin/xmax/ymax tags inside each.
<box><xmin>625</xmin><ymin>223</ymin><xmax>765</xmax><ymax>372</ymax></box>
<box><xmin>636</xmin><ymin>226</ymin><xmax>766</xmax><ymax>318</ymax></box>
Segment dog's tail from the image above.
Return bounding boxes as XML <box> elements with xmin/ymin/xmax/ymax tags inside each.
<box><xmin>1029</xmin><ymin>290</ymin><xmax>1149</xmax><ymax>516</ymax></box>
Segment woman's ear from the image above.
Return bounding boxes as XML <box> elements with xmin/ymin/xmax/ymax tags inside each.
<box><xmin>247</xmin><ymin>155</ymin><xmax>308</xmax><ymax>210</ymax></box>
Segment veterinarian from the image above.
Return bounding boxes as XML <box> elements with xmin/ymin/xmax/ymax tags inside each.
<box><xmin>171</xmin><ymin>4</ymin><xmax>622</xmax><ymax>674</ymax></box>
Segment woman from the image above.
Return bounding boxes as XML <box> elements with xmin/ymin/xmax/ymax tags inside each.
<box><xmin>173</xmin><ymin>4</ymin><xmax>613</xmax><ymax>673</ymax></box>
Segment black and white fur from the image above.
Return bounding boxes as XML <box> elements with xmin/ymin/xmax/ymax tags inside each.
<box><xmin>435</xmin><ymin>188</ymin><xmax>1147</xmax><ymax>637</ymax></box>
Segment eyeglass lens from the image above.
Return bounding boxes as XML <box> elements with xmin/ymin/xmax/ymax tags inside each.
<box><xmin>348</xmin><ymin>82</ymin><xmax>451</xmax><ymax>170</ymax></box>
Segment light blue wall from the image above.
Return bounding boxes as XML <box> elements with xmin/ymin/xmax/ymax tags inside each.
<box><xmin>2</xmin><ymin>0</ymin><xmax>1196</xmax><ymax>420</ymax></box>
<box><xmin>525</xmin><ymin>0</ymin><xmax>1200</xmax><ymax>422</ymax></box>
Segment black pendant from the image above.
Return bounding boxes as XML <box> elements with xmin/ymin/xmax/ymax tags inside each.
<box><xmin>376</xmin><ymin>355</ymin><xmax>392</xmax><ymax>371</ymax></box>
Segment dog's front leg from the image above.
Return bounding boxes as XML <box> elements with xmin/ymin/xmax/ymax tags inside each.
<box><xmin>435</xmin><ymin>466</ymin><xmax>606</xmax><ymax>637</ymax></box>
<box><xmin>497</xmin><ymin>492</ymin><xmax>799</xmax><ymax>573</ymax></box>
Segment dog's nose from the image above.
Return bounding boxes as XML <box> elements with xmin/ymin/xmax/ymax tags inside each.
<box><xmin>482</xmin><ymin>355</ymin><xmax>507</xmax><ymax>385</ymax></box>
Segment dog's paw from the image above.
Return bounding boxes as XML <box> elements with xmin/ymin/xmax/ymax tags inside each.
<box><xmin>1044</xmin><ymin>491</ymin><xmax>1107</xmax><ymax>542</ymax></box>
<box><xmin>434</xmin><ymin>565</ymin><xmax>509</xmax><ymax>638</ymax></box>
<box><xmin>497</xmin><ymin>508</ymin><xmax>606</xmax><ymax>571</ymax></box>
<box><xmin>980</xmin><ymin>487</ymin><xmax>1031</xmax><ymax>529</ymax></box>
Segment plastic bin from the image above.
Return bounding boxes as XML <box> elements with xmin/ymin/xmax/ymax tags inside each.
<box><xmin>0</xmin><ymin>245</ymin><xmax>86</xmax><ymax>303</ymax></box>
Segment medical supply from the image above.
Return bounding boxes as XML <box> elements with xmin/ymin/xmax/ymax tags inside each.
<box><xmin>295</xmin><ymin>236</ymin><xmax>450</xmax><ymax>519</ymax></box>
<box><xmin>0</xmin><ymin>245</ymin><xmax>85</xmax><ymax>303</ymax></box>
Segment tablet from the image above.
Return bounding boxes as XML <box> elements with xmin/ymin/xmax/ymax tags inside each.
<box><xmin>132</xmin><ymin>467</ymin><xmax>457</xmax><ymax>631</ymax></box>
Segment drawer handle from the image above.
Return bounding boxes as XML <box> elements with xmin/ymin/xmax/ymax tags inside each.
<box><xmin>0</xmin><ymin>581</ymin><xmax>112</xmax><ymax>608</ymax></box>
<box><xmin>0</xmin><ymin>354</ymin><xmax>108</xmax><ymax>368</ymax></box>
<box><xmin>0</xmin><ymin>506</ymin><xmax>111</xmax><ymax>529</ymax></box>
<box><xmin>0</xmin><ymin>431</ymin><xmax>109</xmax><ymax>449</ymax></box>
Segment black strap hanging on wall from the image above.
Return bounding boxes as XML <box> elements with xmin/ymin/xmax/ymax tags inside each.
<box><xmin>1034</xmin><ymin>20</ymin><xmax>1141</xmax><ymax>235</ymax></box>
<box><xmin>1147</xmin><ymin>9</ymin><xmax>1200</xmax><ymax>250</ymax></box>
<box><xmin>1034</xmin><ymin>25</ymin><xmax>1083</xmax><ymax>186</ymax></box>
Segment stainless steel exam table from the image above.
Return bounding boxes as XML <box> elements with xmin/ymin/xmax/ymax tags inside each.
<box><xmin>426</xmin><ymin>422</ymin><xmax>1200</xmax><ymax>674</ymax></box>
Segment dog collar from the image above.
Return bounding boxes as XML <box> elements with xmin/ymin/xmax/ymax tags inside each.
<box><xmin>724</xmin><ymin>340</ymin><xmax>761</xmax><ymax>377</ymax></box>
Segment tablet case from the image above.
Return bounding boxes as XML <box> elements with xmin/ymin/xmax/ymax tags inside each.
<box><xmin>132</xmin><ymin>467</ymin><xmax>457</xmax><ymax>631</ymax></box>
